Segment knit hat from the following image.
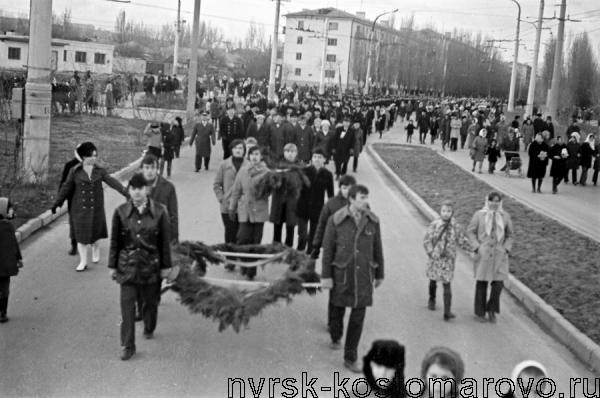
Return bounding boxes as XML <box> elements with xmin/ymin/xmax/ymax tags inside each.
<box><xmin>76</xmin><ymin>142</ymin><xmax>97</xmax><ymax>159</ymax></box>
<box><xmin>421</xmin><ymin>346</ymin><xmax>465</xmax><ymax>381</ymax></box>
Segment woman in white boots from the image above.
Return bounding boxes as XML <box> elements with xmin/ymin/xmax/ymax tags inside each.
<box><xmin>52</xmin><ymin>142</ymin><xmax>129</xmax><ymax>271</ymax></box>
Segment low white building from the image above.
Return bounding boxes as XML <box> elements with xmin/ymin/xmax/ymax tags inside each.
<box><xmin>0</xmin><ymin>32</ymin><xmax>114</xmax><ymax>74</ymax></box>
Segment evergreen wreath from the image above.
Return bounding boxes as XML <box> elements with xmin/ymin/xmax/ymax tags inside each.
<box><xmin>164</xmin><ymin>242</ymin><xmax>320</xmax><ymax>333</ymax></box>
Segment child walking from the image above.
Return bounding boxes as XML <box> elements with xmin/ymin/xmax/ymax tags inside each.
<box><xmin>423</xmin><ymin>200</ymin><xmax>471</xmax><ymax>321</ymax></box>
<box><xmin>486</xmin><ymin>139</ymin><xmax>501</xmax><ymax>174</ymax></box>
<box><xmin>0</xmin><ymin>198</ymin><xmax>23</xmax><ymax>323</ymax></box>
<box><xmin>405</xmin><ymin>120</ymin><xmax>415</xmax><ymax>143</ymax></box>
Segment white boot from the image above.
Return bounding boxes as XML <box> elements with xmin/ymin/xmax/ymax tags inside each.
<box><xmin>91</xmin><ymin>242</ymin><xmax>100</xmax><ymax>263</ymax></box>
<box><xmin>76</xmin><ymin>243</ymin><xmax>88</xmax><ymax>272</ymax></box>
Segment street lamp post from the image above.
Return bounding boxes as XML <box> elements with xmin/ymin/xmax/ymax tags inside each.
<box><xmin>525</xmin><ymin>0</ymin><xmax>545</xmax><ymax>118</ymax></box>
<box><xmin>507</xmin><ymin>0</ymin><xmax>521</xmax><ymax>112</ymax></box>
<box><xmin>364</xmin><ymin>9</ymin><xmax>398</xmax><ymax>96</ymax></box>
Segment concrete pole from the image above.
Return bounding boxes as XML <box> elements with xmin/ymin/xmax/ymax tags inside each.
<box><xmin>318</xmin><ymin>18</ymin><xmax>329</xmax><ymax>95</ymax></box>
<box><xmin>525</xmin><ymin>0</ymin><xmax>544</xmax><ymax>118</ymax></box>
<box><xmin>23</xmin><ymin>0</ymin><xmax>53</xmax><ymax>183</ymax></box>
<box><xmin>186</xmin><ymin>0</ymin><xmax>201</xmax><ymax>119</ymax></box>
<box><xmin>441</xmin><ymin>33</ymin><xmax>450</xmax><ymax>97</ymax></box>
<box><xmin>547</xmin><ymin>0</ymin><xmax>566</xmax><ymax>121</ymax></box>
<box><xmin>267</xmin><ymin>0</ymin><xmax>281</xmax><ymax>101</ymax></box>
<box><xmin>364</xmin><ymin>28</ymin><xmax>374</xmax><ymax>96</ymax></box>
<box><xmin>172</xmin><ymin>0</ymin><xmax>181</xmax><ymax>76</ymax></box>
<box><xmin>507</xmin><ymin>0</ymin><xmax>521</xmax><ymax>112</ymax></box>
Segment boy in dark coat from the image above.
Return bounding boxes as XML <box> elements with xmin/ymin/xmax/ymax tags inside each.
<box><xmin>332</xmin><ymin>116</ymin><xmax>356</xmax><ymax>180</ymax></box>
<box><xmin>0</xmin><ymin>198</ymin><xmax>22</xmax><ymax>323</ymax></box>
<box><xmin>486</xmin><ymin>140</ymin><xmax>501</xmax><ymax>174</ymax></box>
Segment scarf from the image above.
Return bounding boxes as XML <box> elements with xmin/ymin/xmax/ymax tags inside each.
<box><xmin>585</xmin><ymin>135</ymin><xmax>595</xmax><ymax>151</ymax></box>
<box><xmin>482</xmin><ymin>198</ymin><xmax>505</xmax><ymax>243</ymax></box>
<box><xmin>232</xmin><ymin>157</ymin><xmax>244</xmax><ymax>172</ymax></box>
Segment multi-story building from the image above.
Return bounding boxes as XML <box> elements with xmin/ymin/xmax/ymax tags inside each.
<box><xmin>282</xmin><ymin>8</ymin><xmax>402</xmax><ymax>90</ymax></box>
<box><xmin>0</xmin><ymin>32</ymin><xmax>114</xmax><ymax>74</ymax></box>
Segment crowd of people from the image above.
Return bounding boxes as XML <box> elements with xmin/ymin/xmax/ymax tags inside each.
<box><xmin>0</xmin><ymin>87</ymin><xmax>587</xmax><ymax>397</ymax></box>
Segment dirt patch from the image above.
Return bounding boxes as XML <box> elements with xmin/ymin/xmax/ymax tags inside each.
<box><xmin>373</xmin><ymin>143</ymin><xmax>600</xmax><ymax>345</ymax></box>
<box><xmin>0</xmin><ymin>114</ymin><xmax>148</xmax><ymax>228</ymax></box>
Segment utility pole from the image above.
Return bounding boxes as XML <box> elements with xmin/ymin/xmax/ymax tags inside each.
<box><xmin>441</xmin><ymin>32</ymin><xmax>451</xmax><ymax>97</ymax></box>
<box><xmin>507</xmin><ymin>0</ymin><xmax>521</xmax><ymax>112</ymax></box>
<box><xmin>23</xmin><ymin>0</ymin><xmax>53</xmax><ymax>183</ymax></box>
<box><xmin>186</xmin><ymin>0</ymin><xmax>201</xmax><ymax>119</ymax></box>
<box><xmin>318</xmin><ymin>18</ymin><xmax>329</xmax><ymax>95</ymax></box>
<box><xmin>172</xmin><ymin>0</ymin><xmax>181</xmax><ymax>76</ymax></box>
<box><xmin>525</xmin><ymin>0</ymin><xmax>544</xmax><ymax>118</ymax></box>
<box><xmin>267</xmin><ymin>0</ymin><xmax>281</xmax><ymax>101</ymax></box>
<box><xmin>547</xmin><ymin>0</ymin><xmax>567</xmax><ymax>121</ymax></box>
<box><xmin>364</xmin><ymin>9</ymin><xmax>398</xmax><ymax>96</ymax></box>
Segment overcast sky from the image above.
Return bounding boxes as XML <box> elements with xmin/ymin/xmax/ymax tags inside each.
<box><xmin>1</xmin><ymin>0</ymin><xmax>599</xmax><ymax>65</ymax></box>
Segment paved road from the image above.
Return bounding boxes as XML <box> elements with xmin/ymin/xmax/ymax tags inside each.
<box><xmin>382</xmin><ymin>121</ymin><xmax>600</xmax><ymax>242</ymax></box>
<box><xmin>0</xmin><ymin>138</ymin><xmax>593</xmax><ymax>397</ymax></box>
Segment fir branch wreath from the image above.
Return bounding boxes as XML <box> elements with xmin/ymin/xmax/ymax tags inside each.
<box><xmin>163</xmin><ymin>242</ymin><xmax>320</xmax><ymax>333</ymax></box>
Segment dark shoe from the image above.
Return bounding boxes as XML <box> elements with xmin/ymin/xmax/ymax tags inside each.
<box><xmin>428</xmin><ymin>300</ymin><xmax>436</xmax><ymax>311</ymax></box>
<box><xmin>474</xmin><ymin>315</ymin><xmax>487</xmax><ymax>323</ymax></box>
<box><xmin>343</xmin><ymin>360</ymin><xmax>362</xmax><ymax>373</ymax></box>
<box><xmin>143</xmin><ymin>331</ymin><xmax>153</xmax><ymax>340</ymax></box>
<box><xmin>68</xmin><ymin>246</ymin><xmax>77</xmax><ymax>256</ymax></box>
<box><xmin>552</xmin><ymin>189</ymin><xmax>557</xmax><ymax>194</ymax></box>
<box><xmin>329</xmin><ymin>341</ymin><xmax>342</xmax><ymax>350</ymax></box>
<box><xmin>120</xmin><ymin>347</ymin><xmax>135</xmax><ymax>361</ymax></box>
<box><xmin>488</xmin><ymin>311</ymin><xmax>497</xmax><ymax>323</ymax></box>
<box><xmin>537</xmin><ymin>188</ymin><xmax>542</xmax><ymax>193</ymax></box>
<box><xmin>443</xmin><ymin>312</ymin><xmax>456</xmax><ymax>321</ymax></box>
<box><xmin>0</xmin><ymin>313</ymin><xmax>8</xmax><ymax>323</ymax></box>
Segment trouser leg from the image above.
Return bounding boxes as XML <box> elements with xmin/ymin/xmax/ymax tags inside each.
<box><xmin>487</xmin><ymin>281</ymin><xmax>504</xmax><ymax>314</ymax></box>
<box><xmin>428</xmin><ymin>280</ymin><xmax>437</xmax><ymax>306</ymax></box>
<box><xmin>141</xmin><ymin>283</ymin><xmax>159</xmax><ymax>334</ymax></box>
<box><xmin>273</xmin><ymin>223</ymin><xmax>283</xmax><ymax>243</ymax></box>
<box><xmin>572</xmin><ymin>168</ymin><xmax>578</xmax><ymax>183</ymax></box>
<box><xmin>474</xmin><ymin>281</ymin><xmax>488</xmax><ymax>317</ymax></box>
<box><xmin>443</xmin><ymin>283</ymin><xmax>452</xmax><ymax>316</ymax></box>
<box><xmin>341</xmin><ymin>159</ymin><xmax>348</xmax><ymax>176</ymax></box>
<box><xmin>284</xmin><ymin>224</ymin><xmax>295</xmax><ymax>247</ymax></box>
<box><xmin>120</xmin><ymin>284</ymin><xmax>137</xmax><ymax>349</ymax></box>
<box><xmin>329</xmin><ymin>305</ymin><xmax>345</xmax><ymax>343</ymax></box>
<box><xmin>0</xmin><ymin>277</ymin><xmax>10</xmax><ymax>315</ymax></box>
<box><xmin>344</xmin><ymin>307</ymin><xmax>366</xmax><ymax>363</ymax></box>
<box><xmin>306</xmin><ymin>214</ymin><xmax>319</xmax><ymax>254</ymax></box>
<box><xmin>296</xmin><ymin>218</ymin><xmax>308</xmax><ymax>251</ymax></box>
<box><xmin>593</xmin><ymin>169</ymin><xmax>599</xmax><ymax>185</ymax></box>
<box><xmin>580</xmin><ymin>167</ymin><xmax>589</xmax><ymax>184</ymax></box>
<box><xmin>334</xmin><ymin>159</ymin><xmax>342</xmax><ymax>177</ymax></box>
<box><xmin>221</xmin><ymin>213</ymin><xmax>239</xmax><ymax>244</ymax></box>
<box><xmin>195</xmin><ymin>152</ymin><xmax>201</xmax><ymax>170</ymax></box>
<box><xmin>352</xmin><ymin>154</ymin><xmax>359</xmax><ymax>172</ymax></box>
<box><xmin>204</xmin><ymin>156</ymin><xmax>210</xmax><ymax>170</ymax></box>
<box><xmin>166</xmin><ymin>160</ymin><xmax>172</xmax><ymax>177</ymax></box>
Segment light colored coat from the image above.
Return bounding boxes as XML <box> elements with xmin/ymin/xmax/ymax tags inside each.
<box><xmin>229</xmin><ymin>162</ymin><xmax>270</xmax><ymax>223</ymax></box>
<box><xmin>423</xmin><ymin>218</ymin><xmax>471</xmax><ymax>283</ymax></box>
<box><xmin>213</xmin><ymin>158</ymin><xmax>247</xmax><ymax>214</ymax></box>
<box><xmin>466</xmin><ymin>209</ymin><xmax>513</xmax><ymax>282</ymax></box>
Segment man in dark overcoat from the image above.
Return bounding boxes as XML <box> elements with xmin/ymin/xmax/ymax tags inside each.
<box><xmin>245</xmin><ymin>113</ymin><xmax>269</xmax><ymax>148</ymax></box>
<box><xmin>219</xmin><ymin>106</ymin><xmax>245</xmax><ymax>159</ymax></box>
<box><xmin>190</xmin><ymin>111</ymin><xmax>216</xmax><ymax>171</ymax></box>
<box><xmin>267</xmin><ymin>111</ymin><xmax>296</xmax><ymax>161</ymax></box>
<box><xmin>331</xmin><ymin>115</ymin><xmax>356</xmax><ymax>180</ymax></box>
<box><xmin>295</xmin><ymin>115</ymin><xmax>314</xmax><ymax>163</ymax></box>
<box><xmin>108</xmin><ymin>173</ymin><xmax>173</xmax><ymax>361</ymax></box>
<box><xmin>321</xmin><ymin>184</ymin><xmax>384</xmax><ymax>373</ymax></box>
<box><xmin>351</xmin><ymin>118</ymin><xmax>364</xmax><ymax>173</ymax></box>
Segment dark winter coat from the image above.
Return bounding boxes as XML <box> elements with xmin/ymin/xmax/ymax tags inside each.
<box><xmin>54</xmin><ymin>165</ymin><xmax>128</xmax><ymax>244</ymax></box>
<box><xmin>172</xmin><ymin>125</ymin><xmax>185</xmax><ymax>147</ymax></box>
<box><xmin>296</xmin><ymin>124</ymin><xmax>315</xmax><ymax>163</ymax></box>
<box><xmin>354</xmin><ymin>127</ymin><xmax>364</xmax><ymax>154</ymax></box>
<box><xmin>296</xmin><ymin>166</ymin><xmax>334</xmax><ymax>221</ymax></box>
<box><xmin>312</xmin><ymin>193</ymin><xmax>348</xmax><ymax>250</ymax></box>
<box><xmin>332</xmin><ymin>126</ymin><xmax>356</xmax><ymax>161</ymax></box>
<box><xmin>549</xmin><ymin>144</ymin><xmax>567</xmax><ymax>178</ymax></box>
<box><xmin>533</xmin><ymin>117</ymin><xmax>546</xmax><ymax>134</ymax></box>
<box><xmin>566</xmin><ymin>141</ymin><xmax>581</xmax><ymax>169</ymax></box>
<box><xmin>219</xmin><ymin>115</ymin><xmax>245</xmax><ymax>144</ymax></box>
<box><xmin>59</xmin><ymin>157</ymin><xmax>81</xmax><ymax>239</ymax></box>
<box><xmin>527</xmin><ymin>141</ymin><xmax>549</xmax><ymax>179</ymax></box>
<box><xmin>161</xmin><ymin>128</ymin><xmax>176</xmax><ymax>161</ymax></box>
<box><xmin>190</xmin><ymin>122</ymin><xmax>216</xmax><ymax>157</ymax></box>
<box><xmin>0</xmin><ymin>219</ymin><xmax>21</xmax><ymax>277</ymax></box>
<box><xmin>149</xmin><ymin>176</ymin><xmax>178</xmax><ymax>242</ymax></box>
<box><xmin>313</xmin><ymin>130</ymin><xmax>334</xmax><ymax>159</ymax></box>
<box><xmin>108</xmin><ymin>199</ymin><xmax>172</xmax><ymax>285</ymax></box>
<box><xmin>267</xmin><ymin>122</ymin><xmax>296</xmax><ymax>160</ymax></box>
<box><xmin>579</xmin><ymin>142</ymin><xmax>595</xmax><ymax>169</ymax></box>
<box><xmin>322</xmin><ymin>206</ymin><xmax>384</xmax><ymax>308</ymax></box>
<box><xmin>246</xmin><ymin>121</ymin><xmax>270</xmax><ymax>148</ymax></box>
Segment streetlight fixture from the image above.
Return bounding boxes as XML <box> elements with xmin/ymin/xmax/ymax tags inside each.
<box><xmin>507</xmin><ymin>0</ymin><xmax>521</xmax><ymax>112</ymax></box>
<box><xmin>364</xmin><ymin>8</ymin><xmax>398</xmax><ymax>96</ymax></box>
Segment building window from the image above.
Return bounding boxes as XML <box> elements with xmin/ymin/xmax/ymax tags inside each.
<box><xmin>327</xmin><ymin>38</ymin><xmax>337</xmax><ymax>46</ymax></box>
<box><xmin>295</xmin><ymin>68</ymin><xmax>301</xmax><ymax>76</ymax></box>
<box><xmin>7</xmin><ymin>47</ymin><xmax>20</xmax><ymax>60</ymax></box>
<box><xmin>94</xmin><ymin>53</ymin><xmax>106</xmax><ymax>64</ymax></box>
<box><xmin>297</xmin><ymin>36</ymin><xmax>303</xmax><ymax>45</ymax></box>
<box><xmin>297</xmin><ymin>20</ymin><xmax>304</xmax><ymax>30</ymax></box>
<box><xmin>296</xmin><ymin>52</ymin><xmax>302</xmax><ymax>60</ymax></box>
<box><xmin>63</xmin><ymin>50</ymin><xmax>67</xmax><ymax>61</ymax></box>
<box><xmin>325</xmin><ymin>70</ymin><xmax>335</xmax><ymax>78</ymax></box>
<box><xmin>328</xmin><ymin>22</ymin><xmax>339</xmax><ymax>31</ymax></box>
<box><xmin>75</xmin><ymin>51</ymin><xmax>87</xmax><ymax>63</ymax></box>
<box><xmin>326</xmin><ymin>54</ymin><xmax>336</xmax><ymax>62</ymax></box>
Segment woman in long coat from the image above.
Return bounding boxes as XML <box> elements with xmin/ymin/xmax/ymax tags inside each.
<box><xmin>578</xmin><ymin>134</ymin><xmax>596</xmax><ymax>186</ymax></box>
<box><xmin>549</xmin><ymin>136</ymin><xmax>567</xmax><ymax>194</ymax></box>
<box><xmin>527</xmin><ymin>133</ymin><xmax>549</xmax><ymax>193</ymax></box>
<box><xmin>0</xmin><ymin>198</ymin><xmax>22</xmax><ymax>322</ymax></box>
<box><xmin>52</xmin><ymin>142</ymin><xmax>129</xmax><ymax>271</ymax></box>
<box><xmin>521</xmin><ymin>118</ymin><xmax>534</xmax><ymax>150</ymax></box>
<box><xmin>470</xmin><ymin>129</ymin><xmax>488</xmax><ymax>173</ymax></box>
<box><xmin>466</xmin><ymin>191</ymin><xmax>513</xmax><ymax>323</ymax></box>
<box><xmin>565</xmin><ymin>133</ymin><xmax>581</xmax><ymax>184</ymax></box>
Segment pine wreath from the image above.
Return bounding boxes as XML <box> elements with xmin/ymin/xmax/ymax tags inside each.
<box><xmin>164</xmin><ymin>242</ymin><xmax>320</xmax><ymax>333</ymax></box>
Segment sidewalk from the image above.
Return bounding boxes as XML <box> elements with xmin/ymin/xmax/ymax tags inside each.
<box><xmin>374</xmin><ymin>120</ymin><xmax>600</xmax><ymax>242</ymax></box>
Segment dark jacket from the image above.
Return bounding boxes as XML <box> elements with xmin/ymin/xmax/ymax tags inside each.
<box><xmin>246</xmin><ymin>121</ymin><xmax>270</xmax><ymax>148</ymax></box>
<box><xmin>312</xmin><ymin>193</ymin><xmax>348</xmax><ymax>251</ymax></box>
<box><xmin>550</xmin><ymin>143</ymin><xmax>567</xmax><ymax>177</ymax></box>
<box><xmin>149</xmin><ymin>176</ymin><xmax>178</xmax><ymax>242</ymax></box>
<box><xmin>332</xmin><ymin>126</ymin><xmax>356</xmax><ymax>161</ymax></box>
<box><xmin>190</xmin><ymin>122</ymin><xmax>216</xmax><ymax>157</ymax></box>
<box><xmin>353</xmin><ymin>127</ymin><xmax>364</xmax><ymax>154</ymax></box>
<box><xmin>296</xmin><ymin>166</ymin><xmax>334</xmax><ymax>221</ymax></box>
<box><xmin>54</xmin><ymin>165</ymin><xmax>128</xmax><ymax>244</ymax></box>
<box><xmin>219</xmin><ymin>115</ymin><xmax>245</xmax><ymax>143</ymax></box>
<box><xmin>579</xmin><ymin>142</ymin><xmax>595</xmax><ymax>169</ymax></box>
<box><xmin>59</xmin><ymin>157</ymin><xmax>81</xmax><ymax>239</ymax></box>
<box><xmin>0</xmin><ymin>219</ymin><xmax>21</xmax><ymax>277</ymax></box>
<box><xmin>268</xmin><ymin>122</ymin><xmax>296</xmax><ymax>160</ymax></box>
<box><xmin>172</xmin><ymin>125</ymin><xmax>185</xmax><ymax>147</ymax></box>
<box><xmin>322</xmin><ymin>206</ymin><xmax>384</xmax><ymax>308</ymax></box>
<box><xmin>108</xmin><ymin>199</ymin><xmax>172</xmax><ymax>285</ymax></box>
<box><xmin>313</xmin><ymin>130</ymin><xmax>334</xmax><ymax>159</ymax></box>
<box><xmin>527</xmin><ymin>141</ymin><xmax>549</xmax><ymax>179</ymax></box>
<box><xmin>296</xmin><ymin>124</ymin><xmax>315</xmax><ymax>163</ymax></box>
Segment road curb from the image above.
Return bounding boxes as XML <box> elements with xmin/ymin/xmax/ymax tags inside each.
<box><xmin>366</xmin><ymin>143</ymin><xmax>600</xmax><ymax>373</ymax></box>
<box><xmin>14</xmin><ymin>157</ymin><xmax>143</xmax><ymax>245</ymax></box>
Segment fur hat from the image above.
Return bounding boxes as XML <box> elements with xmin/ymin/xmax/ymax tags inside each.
<box><xmin>76</xmin><ymin>142</ymin><xmax>97</xmax><ymax>159</ymax></box>
<box><xmin>362</xmin><ymin>340</ymin><xmax>406</xmax><ymax>398</ymax></box>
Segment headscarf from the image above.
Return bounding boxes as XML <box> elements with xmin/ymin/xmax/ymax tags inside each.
<box><xmin>478</xmin><ymin>128</ymin><xmax>487</xmax><ymax>138</ymax></box>
<box><xmin>585</xmin><ymin>133</ymin><xmax>595</xmax><ymax>151</ymax></box>
<box><xmin>482</xmin><ymin>195</ymin><xmax>505</xmax><ymax>243</ymax></box>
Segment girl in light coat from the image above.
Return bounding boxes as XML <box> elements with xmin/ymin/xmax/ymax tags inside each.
<box><xmin>423</xmin><ymin>201</ymin><xmax>472</xmax><ymax>321</ymax></box>
<box><xmin>467</xmin><ymin>191</ymin><xmax>514</xmax><ymax>323</ymax></box>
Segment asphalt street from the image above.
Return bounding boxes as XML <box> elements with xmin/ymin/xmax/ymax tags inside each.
<box><xmin>0</xmin><ymin>132</ymin><xmax>594</xmax><ymax>397</ymax></box>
